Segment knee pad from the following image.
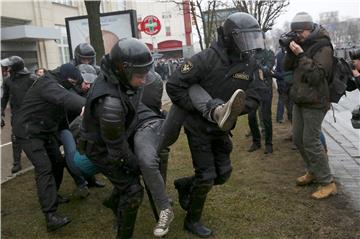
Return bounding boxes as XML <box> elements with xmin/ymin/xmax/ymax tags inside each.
<box><xmin>214</xmin><ymin>169</ymin><xmax>232</xmax><ymax>185</ymax></box>
<box><xmin>126</xmin><ymin>184</ymin><xmax>144</xmax><ymax>208</ymax></box>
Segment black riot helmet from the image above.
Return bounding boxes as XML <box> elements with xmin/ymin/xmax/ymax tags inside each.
<box><xmin>220</xmin><ymin>12</ymin><xmax>265</xmax><ymax>53</ymax></box>
<box><xmin>109</xmin><ymin>38</ymin><xmax>154</xmax><ymax>84</ymax></box>
<box><xmin>74</xmin><ymin>43</ymin><xmax>96</xmax><ymax>65</ymax></box>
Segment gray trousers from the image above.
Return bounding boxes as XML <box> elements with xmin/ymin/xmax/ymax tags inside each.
<box><xmin>292</xmin><ymin>104</ymin><xmax>333</xmax><ymax>185</ymax></box>
<box><xmin>134</xmin><ymin>119</ymin><xmax>171</xmax><ymax>210</ymax></box>
<box><xmin>157</xmin><ymin>84</ymin><xmax>219</xmax><ymax>151</ymax></box>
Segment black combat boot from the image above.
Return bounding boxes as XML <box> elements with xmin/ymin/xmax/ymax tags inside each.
<box><xmin>11</xmin><ymin>164</ymin><xmax>21</xmax><ymax>174</ymax></box>
<box><xmin>184</xmin><ymin>183</ymin><xmax>213</xmax><ymax>238</ymax></box>
<box><xmin>45</xmin><ymin>212</ymin><xmax>71</xmax><ymax>231</ymax></box>
<box><xmin>174</xmin><ymin>176</ymin><xmax>194</xmax><ymax>210</ymax></box>
<box><xmin>247</xmin><ymin>143</ymin><xmax>261</xmax><ymax>152</ymax></box>
<box><xmin>87</xmin><ymin>175</ymin><xmax>105</xmax><ymax>188</ymax></box>
<box><xmin>11</xmin><ymin>138</ymin><xmax>22</xmax><ymax>174</ymax></box>
<box><xmin>264</xmin><ymin>144</ymin><xmax>273</xmax><ymax>154</ymax></box>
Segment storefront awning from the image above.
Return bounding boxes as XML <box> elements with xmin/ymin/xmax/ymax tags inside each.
<box><xmin>1</xmin><ymin>25</ymin><xmax>61</xmax><ymax>41</ymax></box>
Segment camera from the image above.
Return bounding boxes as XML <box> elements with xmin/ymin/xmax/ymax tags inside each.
<box><xmin>279</xmin><ymin>32</ymin><xmax>298</xmax><ymax>48</ymax></box>
<box><xmin>349</xmin><ymin>49</ymin><xmax>360</xmax><ymax>60</ymax></box>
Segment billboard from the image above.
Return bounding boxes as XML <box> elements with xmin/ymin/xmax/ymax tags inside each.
<box><xmin>65</xmin><ymin>10</ymin><xmax>138</xmax><ymax>59</ymax></box>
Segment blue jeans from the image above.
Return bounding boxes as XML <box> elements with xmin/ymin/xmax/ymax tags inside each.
<box><xmin>58</xmin><ymin>129</ymin><xmax>87</xmax><ymax>187</ymax></box>
<box><xmin>135</xmin><ymin>119</ymin><xmax>171</xmax><ymax>210</ymax></box>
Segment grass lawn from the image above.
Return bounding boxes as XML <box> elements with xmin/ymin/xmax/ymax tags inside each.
<box><xmin>2</xmin><ymin>115</ymin><xmax>359</xmax><ymax>239</ymax></box>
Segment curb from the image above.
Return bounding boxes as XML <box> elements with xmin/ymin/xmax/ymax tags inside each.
<box><xmin>1</xmin><ymin>166</ymin><xmax>34</xmax><ymax>184</ymax></box>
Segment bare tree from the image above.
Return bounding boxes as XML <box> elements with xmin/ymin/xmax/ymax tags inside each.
<box><xmin>84</xmin><ymin>0</ymin><xmax>105</xmax><ymax>63</ymax></box>
<box><xmin>168</xmin><ymin>0</ymin><xmax>225</xmax><ymax>50</ymax></box>
<box><xmin>233</xmin><ymin>0</ymin><xmax>289</xmax><ymax>32</ymax></box>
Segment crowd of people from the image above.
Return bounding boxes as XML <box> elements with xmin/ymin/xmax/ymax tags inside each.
<box><xmin>154</xmin><ymin>58</ymin><xmax>183</xmax><ymax>81</ymax></box>
<box><xmin>1</xmin><ymin>10</ymin><xmax>360</xmax><ymax>239</ymax></box>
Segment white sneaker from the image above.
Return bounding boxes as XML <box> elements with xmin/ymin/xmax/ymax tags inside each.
<box><xmin>153</xmin><ymin>208</ymin><xmax>174</xmax><ymax>237</ymax></box>
<box><xmin>213</xmin><ymin>89</ymin><xmax>246</xmax><ymax>131</ymax></box>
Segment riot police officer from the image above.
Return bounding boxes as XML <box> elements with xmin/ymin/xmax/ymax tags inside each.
<box><xmin>72</xmin><ymin>43</ymin><xmax>101</xmax><ymax>74</ymax></box>
<box><xmin>166</xmin><ymin>12</ymin><xmax>267</xmax><ymax>237</ymax></box>
<box><xmin>1</xmin><ymin>56</ymin><xmax>36</xmax><ymax>173</ymax></box>
<box><xmin>79</xmin><ymin>38</ymin><xmax>153</xmax><ymax>239</ymax></box>
<box><xmin>13</xmin><ymin>63</ymin><xmax>85</xmax><ymax>231</ymax></box>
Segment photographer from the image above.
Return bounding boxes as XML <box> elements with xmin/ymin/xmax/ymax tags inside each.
<box><xmin>347</xmin><ymin>49</ymin><xmax>360</xmax><ymax>91</ymax></box>
<box><xmin>283</xmin><ymin>12</ymin><xmax>336</xmax><ymax>199</ymax></box>
<box><xmin>347</xmin><ymin>49</ymin><xmax>360</xmax><ymax>129</ymax></box>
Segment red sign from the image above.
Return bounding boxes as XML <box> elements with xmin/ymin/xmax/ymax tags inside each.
<box><xmin>138</xmin><ymin>15</ymin><xmax>161</xmax><ymax>36</ymax></box>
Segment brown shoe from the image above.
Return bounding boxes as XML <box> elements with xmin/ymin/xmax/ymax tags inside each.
<box><xmin>311</xmin><ymin>182</ymin><xmax>337</xmax><ymax>199</ymax></box>
<box><xmin>296</xmin><ymin>172</ymin><xmax>315</xmax><ymax>186</ymax></box>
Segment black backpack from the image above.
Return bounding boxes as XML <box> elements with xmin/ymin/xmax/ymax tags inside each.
<box><xmin>310</xmin><ymin>41</ymin><xmax>353</xmax><ymax>103</ymax></box>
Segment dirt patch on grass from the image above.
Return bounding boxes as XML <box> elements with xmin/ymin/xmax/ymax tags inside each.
<box><xmin>2</xmin><ymin>115</ymin><xmax>359</xmax><ymax>239</ymax></box>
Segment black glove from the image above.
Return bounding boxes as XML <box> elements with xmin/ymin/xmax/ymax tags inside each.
<box><xmin>1</xmin><ymin>117</ymin><xmax>5</xmax><ymax>128</ymax></box>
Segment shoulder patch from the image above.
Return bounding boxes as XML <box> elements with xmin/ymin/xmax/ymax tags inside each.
<box><xmin>180</xmin><ymin>61</ymin><xmax>193</xmax><ymax>74</ymax></box>
<box><xmin>232</xmin><ymin>72</ymin><xmax>249</xmax><ymax>80</ymax></box>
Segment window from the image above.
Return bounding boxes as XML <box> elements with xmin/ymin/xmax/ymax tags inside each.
<box><xmin>56</xmin><ymin>26</ymin><xmax>70</xmax><ymax>64</ymax></box>
<box><xmin>166</xmin><ymin>26</ymin><xmax>171</xmax><ymax>36</ymax></box>
<box><xmin>53</xmin><ymin>0</ymin><xmax>75</xmax><ymax>7</ymax></box>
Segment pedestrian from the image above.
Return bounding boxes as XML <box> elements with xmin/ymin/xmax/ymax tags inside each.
<box><xmin>247</xmin><ymin>48</ymin><xmax>275</xmax><ymax>154</ymax></box>
<box><xmin>35</xmin><ymin>67</ymin><xmax>46</xmax><ymax>77</ymax></box>
<box><xmin>274</xmin><ymin>47</ymin><xmax>293</xmax><ymax>123</ymax></box>
<box><xmin>57</xmin><ymin>64</ymin><xmax>99</xmax><ymax>199</ymax></box>
<box><xmin>13</xmin><ymin>63</ymin><xmax>85</xmax><ymax>231</ymax></box>
<box><xmin>71</xmin><ymin>44</ymin><xmax>106</xmax><ymax>187</ymax></box>
<box><xmin>166</xmin><ymin>12</ymin><xmax>267</xmax><ymax>237</ymax></box>
<box><xmin>347</xmin><ymin>48</ymin><xmax>360</xmax><ymax>91</ymax></box>
<box><xmin>1</xmin><ymin>56</ymin><xmax>37</xmax><ymax>174</ymax></box>
<box><xmin>284</xmin><ymin>12</ymin><xmax>337</xmax><ymax>199</ymax></box>
<box><xmin>79</xmin><ymin>38</ymin><xmax>153</xmax><ymax>239</ymax></box>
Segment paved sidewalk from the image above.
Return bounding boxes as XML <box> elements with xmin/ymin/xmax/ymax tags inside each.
<box><xmin>323</xmin><ymin>90</ymin><xmax>360</xmax><ymax>212</ymax></box>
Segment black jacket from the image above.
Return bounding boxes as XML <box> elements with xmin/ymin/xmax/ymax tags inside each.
<box><xmin>346</xmin><ymin>75</ymin><xmax>360</xmax><ymax>92</ymax></box>
<box><xmin>1</xmin><ymin>71</ymin><xmax>36</xmax><ymax>117</ymax></box>
<box><xmin>166</xmin><ymin>41</ymin><xmax>266</xmax><ymax>134</ymax></box>
<box><xmin>13</xmin><ymin>71</ymin><xmax>85</xmax><ymax>139</ymax></box>
<box><xmin>80</xmin><ymin>55</ymin><xmax>142</xmax><ymax>168</ymax></box>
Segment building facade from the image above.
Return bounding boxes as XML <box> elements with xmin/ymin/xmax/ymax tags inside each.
<box><xmin>128</xmin><ymin>0</ymin><xmax>193</xmax><ymax>58</ymax></box>
<box><xmin>1</xmin><ymin>0</ymin><xmax>193</xmax><ymax>72</ymax></box>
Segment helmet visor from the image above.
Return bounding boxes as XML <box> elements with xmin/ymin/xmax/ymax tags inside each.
<box><xmin>232</xmin><ymin>29</ymin><xmax>265</xmax><ymax>52</ymax></box>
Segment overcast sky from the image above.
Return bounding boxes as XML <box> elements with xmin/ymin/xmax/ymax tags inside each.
<box><xmin>274</xmin><ymin>0</ymin><xmax>360</xmax><ymax>29</ymax></box>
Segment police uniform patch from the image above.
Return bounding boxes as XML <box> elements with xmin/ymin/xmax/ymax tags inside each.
<box><xmin>232</xmin><ymin>72</ymin><xmax>249</xmax><ymax>80</ymax></box>
<box><xmin>258</xmin><ymin>69</ymin><xmax>264</xmax><ymax>80</ymax></box>
<box><xmin>180</xmin><ymin>61</ymin><xmax>193</xmax><ymax>74</ymax></box>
